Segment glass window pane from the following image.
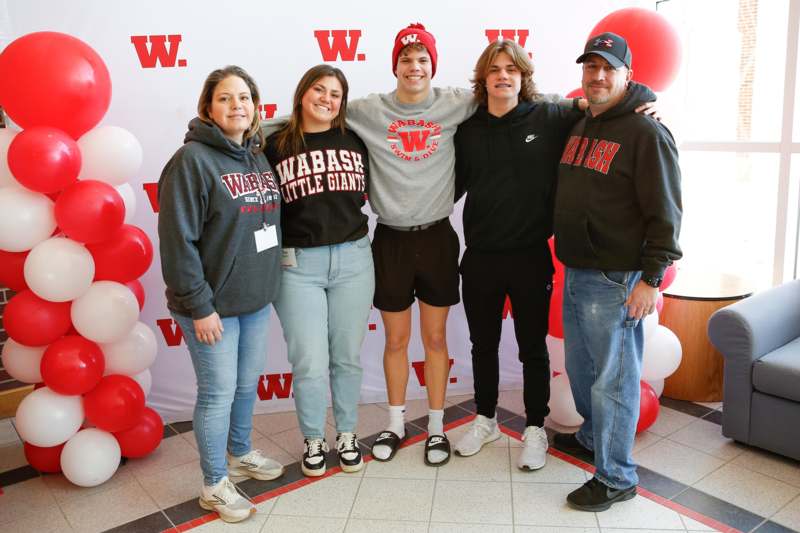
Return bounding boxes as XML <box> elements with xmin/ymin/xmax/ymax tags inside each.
<box><xmin>678</xmin><ymin>152</ymin><xmax>778</xmax><ymax>289</ymax></box>
<box><xmin>662</xmin><ymin>0</ymin><xmax>788</xmax><ymax>142</ymax></box>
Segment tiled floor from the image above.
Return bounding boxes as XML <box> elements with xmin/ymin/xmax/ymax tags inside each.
<box><xmin>0</xmin><ymin>391</ymin><xmax>799</xmax><ymax>533</ymax></box>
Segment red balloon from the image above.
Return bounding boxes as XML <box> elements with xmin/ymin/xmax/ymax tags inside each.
<box><xmin>547</xmin><ymin>237</ymin><xmax>565</xmax><ymax>284</ymax></box>
<box><xmin>40</xmin><ymin>335</ymin><xmax>105</xmax><ymax>395</ymax></box>
<box><xmin>0</xmin><ymin>32</ymin><xmax>111</xmax><ymax>139</ymax></box>
<box><xmin>660</xmin><ymin>263</ymin><xmax>677</xmax><ymax>292</ymax></box>
<box><xmin>83</xmin><ymin>375</ymin><xmax>145</xmax><ymax>433</ymax></box>
<box><xmin>24</xmin><ymin>441</ymin><xmax>65</xmax><ymax>473</ymax></box>
<box><xmin>549</xmin><ymin>280</ymin><xmax>564</xmax><ymax>339</ymax></box>
<box><xmin>636</xmin><ymin>380</ymin><xmax>660</xmax><ymax>433</ymax></box>
<box><xmin>589</xmin><ymin>8</ymin><xmax>682</xmax><ymax>92</ymax></box>
<box><xmin>3</xmin><ymin>290</ymin><xmax>72</xmax><ymax>346</ymax></box>
<box><xmin>87</xmin><ymin>225</ymin><xmax>154</xmax><ymax>283</ymax></box>
<box><xmin>0</xmin><ymin>250</ymin><xmax>29</xmax><ymax>291</ymax></box>
<box><xmin>566</xmin><ymin>88</ymin><xmax>585</xmax><ymax>99</ymax></box>
<box><xmin>126</xmin><ymin>279</ymin><xmax>146</xmax><ymax>311</ymax></box>
<box><xmin>33</xmin><ymin>382</ymin><xmax>46</xmax><ymax>390</ymax></box>
<box><xmin>656</xmin><ymin>292</ymin><xmax>664</xmax><ymax>314</ymax></box>
<box><xmin>113</xmin><ymin>407</ymin><xmax>164</xmax><ymax>458</ymax></box>
<box><xmin>54</xmin><ymin>180</ymin><xmax>125</xmax><ymax>244</ymax></box>
<box><xmin>7</xmin><ymin>127</ymin><xmax>81</xmax><ymax>193</ymax></box>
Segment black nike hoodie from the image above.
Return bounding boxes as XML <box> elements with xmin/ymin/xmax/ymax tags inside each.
<box><xmin>554</xmin><ymin>82</ymin><xmax>682</xmax><ymax>279</ymax></box>
<box><xmin>158</xmin><ymin>118</ymin><xmax>282</xmax><ymax>319</ymax></box>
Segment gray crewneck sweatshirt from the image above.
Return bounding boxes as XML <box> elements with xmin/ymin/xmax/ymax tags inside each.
<box><xmin>346</xmin><ymin>87</ymin><xmax>475</xmax><ymax>226</ymax></box>
<box><xmin>158</xmin><ymin>118</ymin><xmax>282</xmax><ymax>319</ymax></box>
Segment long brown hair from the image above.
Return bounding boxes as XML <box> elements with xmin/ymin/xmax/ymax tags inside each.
<box><xmin>272</xmin><ymin>65</ymin><xmax>349</xmax><ymax>158</ymax></box>
<box><xmin>197</xmin><ymin>65</ymin><xmax>264</xmax><ymax>147</ymax></box>
<box><xmin>471</xmin><ymin>40</ymin><xmax>540</xmax><ymax>105</ymax></box>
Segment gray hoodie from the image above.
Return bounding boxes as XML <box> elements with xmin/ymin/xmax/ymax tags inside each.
<box><xmin>158</xmin><ymin>118</ymin><xmax>282</xmax><ymax>319</ymax></box>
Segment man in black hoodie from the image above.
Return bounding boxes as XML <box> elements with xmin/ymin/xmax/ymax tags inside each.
<box><xmin>553</xmin><ymin>33</ymin><xmax>682</xmax><ymax>512</ymax></box>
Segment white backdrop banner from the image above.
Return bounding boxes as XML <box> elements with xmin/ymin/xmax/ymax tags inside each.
<box><xmin>3</xmin><ymin>0</ymin><xmax>649</xmax><ymax>422</ymax></box>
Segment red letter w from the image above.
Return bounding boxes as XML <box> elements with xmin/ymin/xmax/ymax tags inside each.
<box><xmin>398</xmin><ymin>130</ymin><xmax>431</xmax><ymax>152</ymax></box>
<box><xmin>314</xmin><ymin>30</ymin><xmax>363</xmax><ymax>61</ymax></box>
<box><xmin>484</xmin><ymin>29</ymin><xmax>529</xmax><ymax>48</ymax></box>
<box><xmin>257</xmin><ymin>373</ymin><xmax>293</xmax><ymax>400</ymax></box>
<box><xmin>130</xmin><ymin>35</ymin><xmax>186</xmax><ymax>68</ymax></box>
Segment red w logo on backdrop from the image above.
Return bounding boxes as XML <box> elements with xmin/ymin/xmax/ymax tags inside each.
<box><xmin>130</xmin><ymin>35</ymin><xmax>187</xmax><ymax>68</ymax></box>
<box><xmin>314</xmin><ymin>30</ymin><xmax>366</xmax><ymax>61</ymax></box>
<box><xmin>484</xmin><ymin>29</ymin><xmax>533</xmax><ymax>58</ymax></box>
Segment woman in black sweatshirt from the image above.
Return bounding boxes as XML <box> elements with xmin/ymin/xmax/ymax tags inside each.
<box><xmin>263</xmin><ymin>65</ymin><xmax>373</xmax><ymax>479</ymax></box>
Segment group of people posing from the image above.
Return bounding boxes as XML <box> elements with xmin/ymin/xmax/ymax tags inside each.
<box><xmin>158</xmin><ymin>23</ymin><xmax>682</xmax><ymax>524</ymax></box>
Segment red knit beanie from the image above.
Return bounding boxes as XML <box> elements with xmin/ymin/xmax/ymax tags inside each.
<box><xmin>392</xmin><ymin>23</ymin><xmax>438</xmax><ymax>78</ymax></box>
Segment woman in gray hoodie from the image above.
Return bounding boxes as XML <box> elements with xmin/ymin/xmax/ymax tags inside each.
<box><xmin>158</xmin><ymin>65</ymin><xmax>284</xmax><ymax>523</ymax></box>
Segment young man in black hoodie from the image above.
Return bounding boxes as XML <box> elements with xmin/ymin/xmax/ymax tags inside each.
<box><xmin>453</xmin><ymin>39</ymin><xmax>583</xmax><ymax>470</ymax></box>
<box><xmin>553</xmin><ymin>32</ymin><xmax>682</xmax><ymax>512</ymax></box>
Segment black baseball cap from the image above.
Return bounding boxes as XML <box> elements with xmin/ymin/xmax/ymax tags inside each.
<box><xmin>576</xmin><ymin>31</ymin><xmax>632</xmax><ymax>69</ymax></box>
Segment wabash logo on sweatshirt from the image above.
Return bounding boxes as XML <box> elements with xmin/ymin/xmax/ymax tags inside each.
<box><xmin>559</xmin><ymin>135</ymin><xmax>621</xmax><ymax>175</ymax></box>
<box><xmin>219</xmin><ymin>171</ymin><xmax>281</xmax><ymax>213</ymax></box>
<box><xmin>386</xmin><ymin>119</ymin><xmax>442</xmax><ymax>162</ymax></box>
<box><xmin>273</xmin><ymin>149</ymin><xmax>366</xmax><ymax>204</ymax></box>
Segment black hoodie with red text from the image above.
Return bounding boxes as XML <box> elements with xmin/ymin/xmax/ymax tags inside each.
<box><xmin>554</xmin><ymin>81</ymin><xmax>682</xmax><ymax>279</ymax></box>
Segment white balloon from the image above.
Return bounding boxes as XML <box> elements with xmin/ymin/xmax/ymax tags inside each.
<box><xmin>24</xmin><ymin>237</ymin><xmax>95</xmax><ymax>302</ymax></box>
<box><xmin>643</xmin><ymin>310</ymin><xmax>660</xmax><ymax>341</ymax></box>
<box><xmin>0</xmin><ymin>187</ymin><xmax>56</xmax><ymax>252</ymax></box>
<box><xmin>60</xmin><ymin>428</ymin><xmax>121</xmax><ymax>487</ymax></box>
<box><xmin>647</xmin><ymin>379</ymin><xmax>665</xmax><ymax>398</ymax></box>
<box><xmin>131</xmin><ymin>369</ymin><xmax>152</xmax><ymax>397</ymax></box>
<box><xmin>642</xmin><ymin>325</ymin><xmax>683</xmax><ymax>381</ymax></box>
<box><xmin>78</xmin><ymin>126</ymin><xmax>143</xmax><ymax>186</ymax></box>
<box><xmin>101</xmin><ymin>322</ymin><xmax>157</xmax><ymax>376</ymax></box>
<box><xmin>71</xmin><ymin>281</ymin><xmax>139</xmax><ymax>343</ymax></box>
<box><xmin>14</xmin><ymin>387</ymin><xmax>84</xmax><ymax>447</ymax></box>
<box><xmin>547</xmin><ymin>374</ymin><xmax>584</xmax><ymax>427</ymax></box>
<box><xmin>0</xmin><ymin>128</ymin><xmax>22</xmax><ymax>189</ymax></box>
<box><xmin>1</xmin><ymin>339</ymin><xmax>46</xmax><ymax>383</ymax></box>
<box><xmin>546</xmin><ymin>335</ymin><xmax>566</xmax><ymax>374</ymax></box>
<box><xmin>115</xmin><ymin>183</ymin><xmax>137</xmax><ymax>224</ymax></box>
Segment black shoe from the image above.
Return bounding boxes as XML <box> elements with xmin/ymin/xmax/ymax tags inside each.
<box><xmin>553</xmin><ymin>432</ymin><xmax>593</xmax><ymax>459</ymax></box>
<box><xmin>336</xmin><ymin>432</ymin><xmax>363</xmax><ymax>473</ymax></box>
<box><xmin>301</xmin><ymin>438</ymin><xmax>329</xmax><ymax>477</ymax></box>
<box><xmin>567</xmin><ymin>477</ymin><xmax>637</xmax><ymax>512</ymax></box>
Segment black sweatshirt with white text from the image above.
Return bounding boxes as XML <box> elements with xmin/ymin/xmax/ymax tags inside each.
<box><xmin>554</xmin><ymin>81</ymin><xmax>682</xmax><ymax>279</ymax></box>
<box><xmin>264</xmin><ymin>128</ymin><xmax>369</xmax><ymax>248</ymax></box>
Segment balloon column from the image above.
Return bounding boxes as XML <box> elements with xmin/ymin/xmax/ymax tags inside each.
<box><xmin>0</xmin><ymin>32</ymin><xmax>163</xmax><ymax>487</ymax></box>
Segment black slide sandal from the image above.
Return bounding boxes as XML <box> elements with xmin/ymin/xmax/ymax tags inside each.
<box><xmin>371</xmin><ymin>430</ymin><xmax>406</xmax><ymax>462</ymax></box>
<box><xmin>424</xmin><ymin>434</ymin><xmax>451</xmax><ymax>467</ymax></box>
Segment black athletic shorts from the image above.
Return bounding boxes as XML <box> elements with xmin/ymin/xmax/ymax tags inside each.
<box><xmin>372</xmin><ymin>218</ymin><xmax>461</xmax><ymax>312</ymax></box>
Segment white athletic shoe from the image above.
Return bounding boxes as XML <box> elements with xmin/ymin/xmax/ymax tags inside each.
<box><xmin>227</xmin><ymin>449</ymin><xmax>284</xmax><ymax>481</ymax></box>
<box><xmin>518</xmin><ymin>425</ymin><xmax>548</xmax><ymax>470</ymax></box>
<box><xmin>199</xmin><ymin>476</ymin><xmax>255</xmax><ymax>523</ymax></box>
<box><xmin>454</xmin><ymin>414</ymin><xmax>501</xmax><ymax>457</ymax></box>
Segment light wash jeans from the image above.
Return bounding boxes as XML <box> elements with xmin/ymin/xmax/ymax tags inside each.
<box><xmin>274</xmin><ymin>235</ymin><xmax>375</xmax><ymax>439</ymax></box>
<box><xmin>562</xmin><ymin>268</ymin><xmax>643</xmax><ymax>489</ymax></box>
<box><xmin>171</xmin><ymin>305</ymin><xmax>270</xmax><ymax>486</ymax></box>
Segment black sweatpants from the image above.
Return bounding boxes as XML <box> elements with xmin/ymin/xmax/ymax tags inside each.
<box><xmin>460</xmin><ymin>244</ymin><xmax>554</xmax><ymax>427</ymax></box>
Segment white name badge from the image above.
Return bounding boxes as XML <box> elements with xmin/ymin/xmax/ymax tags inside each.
<box><xmin>254</xmin><ymin>224</ymin><xmax>278</xmax><ymax>253</ymax></box>
<box><xmin>281</xmin><ymin>248</ymin><xmax>298</xmax><ymax>267</ymax></box>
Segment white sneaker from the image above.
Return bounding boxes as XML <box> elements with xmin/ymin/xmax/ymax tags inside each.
<box><xmin>199</xmin><ymin>476</ymin><xmax>255</xmax><ymax>523</ymax></box>
<box><xmin>454</xmin><ymin>414</ymin><xmax>501</xmax><ymax>457</ymax></box>
<box><xmin>302</xmin><ymin>438</ymin><xmax>330</xmax><ymax>477</ymax></box>
<box><xmin>336</xmin><ymin>432</ymin><xmax>364</xmax><ymax>473</ymax></box>
<box><xmin>227</xmin><ymin>449</ymin><xmax>284</xmax><ymax>480</ymax></box>
<box><xmin>518</xmin><ymin>425</ymin><xmax>548</xmax><ymax>470</ymax></box>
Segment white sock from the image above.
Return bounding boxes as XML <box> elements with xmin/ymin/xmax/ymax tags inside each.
<box><xmin>427</xmin><ymin>409</ymin><xmax>448</xmax><ymax>464</ymax></box>
<box><xmin>373</xmin><ymin>405</ymin><xmax>405</xmax><ymax>460</ymax></box>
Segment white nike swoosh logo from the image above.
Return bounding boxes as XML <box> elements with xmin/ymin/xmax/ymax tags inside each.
<box><xmin>525</xmin><ymin>134</ymin><xmax>538</xmax><ymax>143</ymax></box>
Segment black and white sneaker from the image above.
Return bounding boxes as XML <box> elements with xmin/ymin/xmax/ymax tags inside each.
<box><xmin>336</xmin><ymin>432</ymin><xmax>363</xmax><ymax>473</ymax></box>
<box><xmin>302</xmin><ymin>438</ymin><xmax>329</xmax><ymax>477</ymax></box>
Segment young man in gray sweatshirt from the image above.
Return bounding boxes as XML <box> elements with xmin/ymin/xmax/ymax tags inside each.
<box><xmin>346</xmin><ymin>23</ymin><xmax>476</xmax><ymax>466</ymax></box>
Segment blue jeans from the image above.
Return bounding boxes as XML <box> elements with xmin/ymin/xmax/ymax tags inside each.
<box><xmin>274</xmin><ymin>235</ymin><xmax>374</xmax><ymax>439</ymax></box>
<box><xmin>562</xmin><ymin>268</ymin><xmax>643</xmax><ymax>489</ymax></box>
<box><xmin>171</xmin><ymin>305</ymin><xmax>271</xmax><ymax>486</ymax></box>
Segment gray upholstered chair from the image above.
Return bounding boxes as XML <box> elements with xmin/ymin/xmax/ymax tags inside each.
<box><xmin>707</xmin><ymin>279</ymin><xmax>800</xmax><ymax>461</ymax></box>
